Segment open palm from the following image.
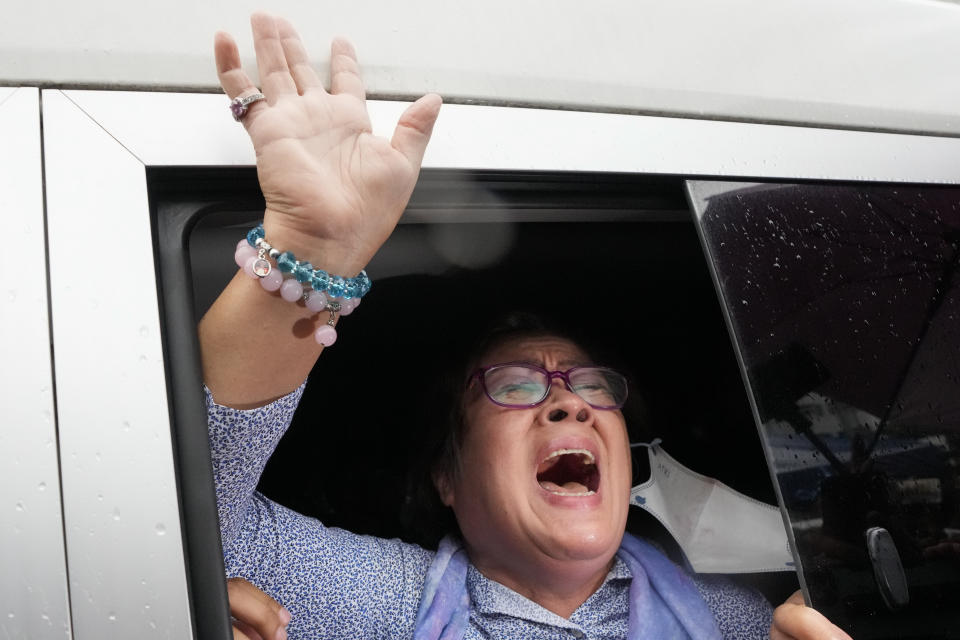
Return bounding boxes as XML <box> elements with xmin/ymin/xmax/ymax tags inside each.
<box><xmin>215</xmin><ymin>13</ymin><xmax>441</xmax><ymax>274</ymax></box>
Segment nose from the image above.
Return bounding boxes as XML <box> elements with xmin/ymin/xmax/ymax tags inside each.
<box><xmin>541</xmin><ymin>378</ymin><xmax>591</xmax><ymax>423</ymax></box>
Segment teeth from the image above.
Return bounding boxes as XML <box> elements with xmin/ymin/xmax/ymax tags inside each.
<box><xmin>546</xmin><ymin>488</ymin><xmax>596</xmax><ymax>497</ymax></box>
<box><xmin>542</xmin><ymin>448</ymin><xmax>595</xmax><ymax>464</ymax></box>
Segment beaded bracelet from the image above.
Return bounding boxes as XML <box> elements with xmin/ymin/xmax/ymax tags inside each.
<box><xmin>233</xmin><ymin>224</ymin><xmax>371</xmax><ymax>347</ymax></box>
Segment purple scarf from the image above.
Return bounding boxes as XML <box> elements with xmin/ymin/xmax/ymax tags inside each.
<box><xmin>413</xmin><ymin>533</ymin><xmax>721</xmax><ymax>640</ymax></box>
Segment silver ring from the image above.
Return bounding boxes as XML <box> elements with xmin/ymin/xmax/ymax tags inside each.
<box><xmin>230</xmin><ymin>92</ymin><xmax>266</xmax><ymax>122</ymax></box>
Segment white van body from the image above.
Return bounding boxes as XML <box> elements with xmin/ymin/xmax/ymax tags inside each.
<box><xmin>3</xmin><ymin>0</ymin><xmax>960</xmax><ymax>134</ymax></box>
<box><xmin>3</xmin><ymin>1</ymin><xmax>960</xmax><ymax>638</ymax></box>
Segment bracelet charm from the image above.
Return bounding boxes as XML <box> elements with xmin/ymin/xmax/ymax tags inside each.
<box><xmin>232</xmin><ymin>223</ymin><xmax>370</xmax><ymax>347</ymax></box>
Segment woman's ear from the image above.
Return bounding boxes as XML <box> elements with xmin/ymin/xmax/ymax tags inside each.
<box><xmin>432</xmin><ymin>468</ymin><xmax>455</xmax><ymax>507</ymax></box>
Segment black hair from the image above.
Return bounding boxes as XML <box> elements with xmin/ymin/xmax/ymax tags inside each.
<box><xmin>401</xmin><ymin>310</ymin><xmax>650</xmax><ymax>548</ymax></box>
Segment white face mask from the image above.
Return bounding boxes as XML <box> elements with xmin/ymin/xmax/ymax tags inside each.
<box><xmin>630</xmin><ymin>440</ymin><xmax>795</xmax><ymax>574</ymax></box>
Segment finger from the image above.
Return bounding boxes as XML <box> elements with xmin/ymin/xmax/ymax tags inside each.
<box><xmin>250</xmin><ymin>12</ymin><xmax>298</xmax><ymax>102</ymax></box>
<box><xmin>771</xmin><ymin>601</ymin><xmax>853</xmax><ymax>640</ymax></box>
<box><xmin>275</xmin><ymin>17</ymin><xmax>325</xmax><ymax>95</ymax></box>
<box><xmin>215</xmin><ymin>31</ymin><xmax>257</xmax><ymax>100</ymax></box>
<box><xmin>233</xmin><ymin>619</ymin><xmax>263</xmax><ymax>640</ymax></box>
<box><xmin>391</xmin><ymin>93</ymin><xmax>442</xmax><ymax>168</ymax></box>
<box><xmin>227</xmin><ymin>578</ymin><xmax>290</xmax><ymax>640</ymax></box>
<box><xmin>329</xmin><ymin>37</ymin><xmax>366</xmax><ymax>100</ymax></box>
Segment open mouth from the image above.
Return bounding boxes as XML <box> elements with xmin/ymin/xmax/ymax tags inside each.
<box><xmin>536</xmin><ymin>448</ymin><xmax>600</xmax><ymax>496</ymax></box>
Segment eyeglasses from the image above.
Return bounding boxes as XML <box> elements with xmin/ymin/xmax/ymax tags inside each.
<box><xmin>468</xmin><ymin>363</ymin><xmax>628</xmax><ymax>410</ymax></box>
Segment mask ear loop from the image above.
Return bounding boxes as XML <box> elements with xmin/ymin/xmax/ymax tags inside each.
<box><xmin>628</xmin><ymin>438</ymin><xmax>661</xmax><ymax>484</ymax></box>
<box><xmin>630</xmin><ymin>437</ymin><xmax>662</xmax><ymax>451</ymax></box>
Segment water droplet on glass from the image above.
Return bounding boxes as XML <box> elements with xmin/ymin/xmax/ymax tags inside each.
<box><xmin>155</xmin><ymin>523</ymin><xmax>166</xmax><ymax>536</ymax></box>
<box><xmin>112</xmin><ymin>508</ymin><xmax>121</xmax><ymax>521</ymax></box>
<box><xmin>149</xmin><ymin>620</ymin><xmax>157</xmax><ymax>629</ymax></box>
<box><xmin>139</xmin><ymin>326</ymin><xmax>149</xmax><ymax>337</ymax></box>
<box><xmin>15</xmin><ymin>502</ymin><xmax>24</xmax><ymax>512</ymax></box>
<box><xmin>122</xmin><ymin>420</ymin><xmax>131</xmax><ymax>433</ymax></box>
<box><xmin>97</xmin><ymin>493</ymin><xmax>104</xmax><ymax>502</ymax></box>
<box><xmin>7</xmin><ymin>612</ymin><xmax>14</xmax><ymax>619</ymax></box>
<box><xmin>37</xmin><ymin>482</ymin><xmax>46</xmax><ymax>491</ymax></box>
<box><xmin>107</xmin><ymin>612</ymin><xmax>116</xmax><ymax>622</ymax></box>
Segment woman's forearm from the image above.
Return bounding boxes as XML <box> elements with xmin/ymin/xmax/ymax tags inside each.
<box><xmin>199</xmin><ymin>269</ymin><xmax>327</xmax><ymax>409</ymax></box>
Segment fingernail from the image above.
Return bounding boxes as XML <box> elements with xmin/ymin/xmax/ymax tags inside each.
<box><xmin>279</xmin><ymin>606</ymin><xmax>292</xmax><ymax>625</ymax></box>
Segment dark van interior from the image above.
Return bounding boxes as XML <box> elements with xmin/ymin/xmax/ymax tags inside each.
<box><xmin>151</xmin><ymin>168</ymin><xmax>800</xmax><ymax>636</ymax></box>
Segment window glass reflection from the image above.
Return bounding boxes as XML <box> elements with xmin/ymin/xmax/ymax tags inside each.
<box><xmin>690</xmin><ymin>182</ymin><xmax>960</xmax><ymax>638</ymax></box>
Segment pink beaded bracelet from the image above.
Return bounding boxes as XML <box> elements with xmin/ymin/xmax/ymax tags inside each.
<box><xmin>234</xmin><ymin>238</ymin><xmax>361</xmax><ymax>347</ymax></box>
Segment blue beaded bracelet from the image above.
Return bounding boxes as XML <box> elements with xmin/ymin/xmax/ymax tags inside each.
<box><xmin>245</xmin><ymin>224</ymin><xmax>371</xmax><ymax>300</ymax></box>
<box><xmin>236</xmin><ymin>224</ymin><xmax>371</xmax><ymax>347</ymax></box>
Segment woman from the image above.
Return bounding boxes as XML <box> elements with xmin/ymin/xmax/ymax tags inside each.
<box><xmin>202</xmin><ymin>13</ymin><xmax>853</xmax><ymax>640</ymax></box>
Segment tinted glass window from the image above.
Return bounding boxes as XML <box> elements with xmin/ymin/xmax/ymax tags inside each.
<box><xmin>690</xmin><ymin>181</ymin><xmax>960</xmax><ymax>638</ymax></box>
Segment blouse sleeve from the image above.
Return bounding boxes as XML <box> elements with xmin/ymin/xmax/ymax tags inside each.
<box><xmin>692</xmin><ymin>574</ymin><xmax>774</xmax><ymax>640</ymax></box>
<box><xmin>206</xmin><ymin>382</ymin><xmax>307</xmax><ymax>549</ymax></box>
<box><xmin>206</xmin><ymin>384</ymin><xmax>434</xmax><ymax>640</ymax></box>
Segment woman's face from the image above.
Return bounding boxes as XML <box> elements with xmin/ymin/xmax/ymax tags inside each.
<box><xmin>438</xmin><ymin>334</ymin><xmax>633</xmax><ymax>586</ymax></box>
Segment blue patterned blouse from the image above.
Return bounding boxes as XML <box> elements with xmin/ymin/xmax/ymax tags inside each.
<box><xmin>207</xmin><ymin>383</ymin><xmax>774</xmax><ymax>639</ymax></box>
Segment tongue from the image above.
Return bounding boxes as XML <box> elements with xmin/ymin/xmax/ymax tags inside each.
<box><xmin>539</xmin><ymin>479</ymin><xmax>590</xmax><ymax>494</ymax></box>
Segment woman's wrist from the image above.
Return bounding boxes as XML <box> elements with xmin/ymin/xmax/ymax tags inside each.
<box><xmin>238</xmin><ymin>219</ymin><xmax>368</xmax><ymax>347</ymax></box>
<box><xmin>262</xmin><ymin>211</ymin><xmax>370</xmax><ymax>277</ymax></box>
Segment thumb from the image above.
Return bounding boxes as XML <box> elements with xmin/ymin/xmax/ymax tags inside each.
<box><xmin>391</xmin><ymin>93</ymin><xmax>442</xmax><ymax>168</ymax></box>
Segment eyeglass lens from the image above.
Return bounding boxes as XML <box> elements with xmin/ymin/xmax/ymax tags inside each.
<box><xmin>483</xmin><ymin>365</ymin><xmax>626</xmax><ymax>408</ymax></box>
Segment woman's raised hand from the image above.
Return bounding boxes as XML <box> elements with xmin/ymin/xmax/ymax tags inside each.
<box><xmin>214</xmin><ymin>13</ymin><xmax>441</xmax><ymax>276</ymax></box>
<box><xmin>201</xmin><ymin>14</ymin><xmax>440</xmax><ymax>407</ymax></box>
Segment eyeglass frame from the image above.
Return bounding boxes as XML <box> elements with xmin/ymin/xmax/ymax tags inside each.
<box><xmin>467</xmin><ymin>362</ymin><xmax>629</xmax><ymax>410</ymax></box>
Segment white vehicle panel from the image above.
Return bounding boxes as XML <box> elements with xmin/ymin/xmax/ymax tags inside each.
<box><xmin>41</xmin><ymin>90</ymin><xmax>192</xmax><ymax>639</ymax></box>
<box><xmin>1</xmin><ymin>1</ymin><xmax>959</xmax><ymax>135</ymax></box>
<box><xmin>66</xmin><ymin>89</ymin><xmax>960</xmax><ymax>183</ymax></box>
<box><xmin>0</xmin><ymin>87</ymin><xmax>72</xmax><ymax>640</ymax></box>
<box><xmin>29</xmin><ymin>86</ymin><xmax>960</xmax><ymax>637</ymax></box>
